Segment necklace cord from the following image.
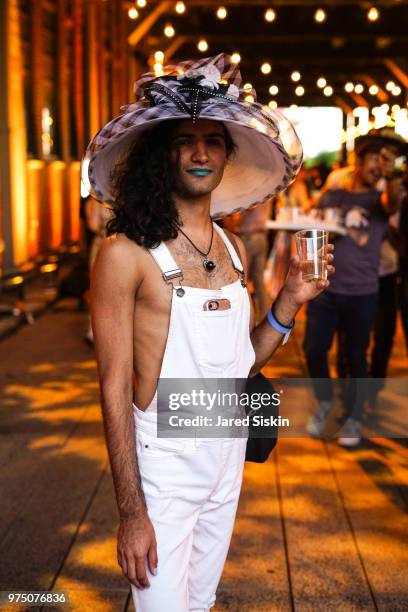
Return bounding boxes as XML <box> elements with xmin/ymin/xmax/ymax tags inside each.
<box><xmin>178</xmin><ymin>223</ymin><xmax>214</xmax><ymax>258</ymax></box>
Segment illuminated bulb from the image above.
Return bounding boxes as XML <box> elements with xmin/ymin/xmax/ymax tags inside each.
<box><xmin>295</xmin><ymin>85</ymin><xmax>305</xmax><ymax>96</ymax></box>
<box><xmin>245</xmin><ymin>94</ymin><xmax>255</xmax><ymax>103</ymax></box>
<box><xmin>261</xmin><ymin>62</ymin><xmax>272</xmax><ymax>75</ymax></box>
<box><xmin>197</xmin><ymin>39</ymin><xmax>208</xmax><ymax>52</ymax></box>
<box><xmin>369</xmin><ymin>84</ymin><xmax>379</xmax><ymax>95</ymax></box>
<box><xmin>381</xmin><ymin>104</ymin><xmax>389</xmax><ymax>111</ymax></box>
<box><xmin>289</xmin><ymin>104</ymin><xmax>298</xmax><ymax>110</ymax></box>
<box><xmin>265</xmin><ymin>8</ymin><xmax>276</xmax><ymax>22</ymax></box>
<box><xmin>231</xmin><ymin>52</ymin><xmax>241</xmax><ymax>64</ymax></box>
<box><xmin>291</xmin><ymin>71</ymin><xmax>301</xmax><ymax>82</ymax></box>
<box><xmin>314</xmin><ymin>9</ymin><xmax>326</xmax><ymax>23</ymax></box>
<box><xmin>317</xmin><ymin>77</ymin><xmax>327</xmax><ymax>88</ymax></box>
<box><xmin>269</xmin><ymin>100</ymin><xmax>278</xmax><ymax>109</ymax></box>
<box><xmin>154</xmin><ymin>63</ymin><xmax>164</xmax><ymax>76</ymax></box>
<box><xmin>323</xmin><ymin>85</ymin><xmax>333</xmax><ymax>96</ymax></box>
<box><xmin>154</xmin><ymin>50</ymin><xmax>164</xmax><ymax>62</ymax></box>
<box><xmin>243</xmin><ymin>83</ymin><xmax>253</xmax><ymax>91</ymax></box>
<box><xmin>269</xmin><ymin>85</ymin><xmax>279</xmax><ymax>95</ymax></box>
<box><xmin>345</xmin><ymin>82</ymin><xmax>354</xmax><ymax>93</ymax></box>
<box><xmin>216</xmin><ymin>6</ymin><xmax>227</xmax><ymax>19</ymax></box>
<box><xmin>128</xmin><ymin>7</ymin><xmax>139</xmax><ymax>19</ymax></box>
<box><xmin>386</xmin><ymin>81</ymin><xmax>395</xmax><ymax>91</ymax></box>
<box><xmin>354</xmin><ymin>83</ymin><xmax>364</xmax><ymax>94</ymax></box>
<box><xmin>175</xmin><ymin>1</ymin><xmax>185</xmax><ymax>14</ymax></box>
<box><xmin>164</xmin><ymin>23</ymin><xmax>175</xmax><ymax>37</ymax></box>
<box><xmin>367</xmin><ymin>7</ymin><xmax>380</xmax><ymax>21</ymax></box>
<box><xmin>137</xmin><ymin>0</ymin><xmax>146</xmax><ymax>7</ymax></box>
<box><xmin>392</xmin><ymin>86</ymin><xmax>402</xmax><ymax>96</ymax></box>
<box><xmin>392</xmin><ymin>104</ymin><xmax>400</xmax><ymax>113</ymax></box>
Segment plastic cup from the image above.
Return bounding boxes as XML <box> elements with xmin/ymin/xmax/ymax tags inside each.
<box><xmin>295</xmin><ymin>229</ymin><xmax>328</xmax><ymax>282</ymax></box>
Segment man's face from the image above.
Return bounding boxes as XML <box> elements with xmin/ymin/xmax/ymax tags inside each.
<box><xmin>379</xmin><ymin>146</ymin><xmax>397</xmax><ymax>178</ymax></box>
<box><xmin>357</xmin><ymin>151</ymin><xmax>381</xmax><ymax>187</ymax></box>
<box><xmin>170</xmin><ymin>119</ymin><xmax>229</xmax><ymax>199</ymax></box>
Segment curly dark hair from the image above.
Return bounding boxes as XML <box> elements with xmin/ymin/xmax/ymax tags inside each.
<box><xmin>106</xmin><ymin>119</ymin><xmax>236</xmax><ymax>248</ymax></box>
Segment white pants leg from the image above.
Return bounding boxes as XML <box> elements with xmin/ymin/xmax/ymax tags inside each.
<box><xmin>131</xmin><ymin>425</ymin><xmax>246</xmax><ymax>612</ymax></box>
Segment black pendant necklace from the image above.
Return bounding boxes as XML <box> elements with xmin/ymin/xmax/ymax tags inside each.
<box><xmin>178</xmin><ymin>223</ymin><xmax>216</xmax><ymax>272</ymax></box>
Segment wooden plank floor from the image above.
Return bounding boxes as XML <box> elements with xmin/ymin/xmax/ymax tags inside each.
<box><xmin>0</xmin><ymin>302</ymin><xmax>407</xmax><ymax>611</ymax></box>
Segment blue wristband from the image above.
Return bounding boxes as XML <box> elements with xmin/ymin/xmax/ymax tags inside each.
<box><xmin>267</xmin><ymin>305</ymin><xmax>294</xmax><ymax>345</ymax></box>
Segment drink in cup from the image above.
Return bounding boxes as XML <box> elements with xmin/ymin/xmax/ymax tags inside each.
<box><xmin>295</xmin><ymin>229</ymin><xmax>328</xmax><ymax>282</ymax></box>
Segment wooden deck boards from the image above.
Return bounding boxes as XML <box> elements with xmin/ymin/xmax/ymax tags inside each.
<box><xmin>0</xmin><ymin>307</ymin><xmax>406</xmax><ymax>611</ymax></box>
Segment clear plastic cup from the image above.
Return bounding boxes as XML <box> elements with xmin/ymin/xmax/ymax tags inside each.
<box><xmin>295</xmin><ymin>229</ymin><xmax>328</xmax><ymax>282</ymax></box>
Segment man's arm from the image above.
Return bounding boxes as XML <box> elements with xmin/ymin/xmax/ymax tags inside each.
<box><xmin>231</xmin><ymin>233</ymin><xmax>334</xmax><ymax>375</ymax></box>
<box><xmin>91</xmin><ymin>235</ymin><xmax>157</xmax><ymax>589</ymax></box>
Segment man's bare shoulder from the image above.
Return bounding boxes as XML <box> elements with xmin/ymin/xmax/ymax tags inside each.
<box><xmin>93</xmin><ymin>233</ymin><xmax>150</xmax><ymax>286</ymax></box>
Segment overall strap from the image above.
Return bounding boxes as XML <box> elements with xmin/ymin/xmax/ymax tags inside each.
<box><xmin>213</xmin><ymin>223</ymin><xmax>244</xmax><ymax>272</ymax></box>
<box><xmin>148</xmin><ymin>242</ymin><xmax>183</xmax><ymax>284</ymax></box>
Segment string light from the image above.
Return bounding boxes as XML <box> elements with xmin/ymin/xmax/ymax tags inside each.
<box><xmin>137</xmin><ymin>0</ymin><xmax>146</xmax><ymax>7</ymax></box>
<box><xmin>243</xmin><ymin>83</ymin><xmax>253</xmax><ymax>91</ymax></box>
<box><xmin>317</xmin><ymin>77</ymin><xmax>327</xmax><ymax>88</ymax></box>
<box><xmin>367</xmin><ymin>7</ymin><xmax>380</xmax><ymax>21</ymax></box>
<box><xmin>289</xmin><ymin>104</ymin><xmax>298</xmax><ymax>110</ymax></box>
<box><xmin>392</xmin><ymin>104</ymin><xmax>400</xmax><ymax>113</ymax></box>
<box><xmin>269</xmin><ymin>101</ymin><xmax>278</xmax><ymax>109</ymax></box>
<box><xmin>265</xmin><ymin>8</ymin><xmax>276</xmax><ymax>22</ymax></box>
<box><xmin>245</xmin><ymin>94</ymin><xmax>255</xmax><ymax>103</ymax></box>
<box><xmin>354</xmin><ymin>83</ymin><xmax>364</xmax><ymax>94</ymax></box>
<box><xmin>314</xmin><ymin>9</ymin><xmax>326</xmax><ymax>23</ymax></box>
<box><xmin>392</xmin><ymin>85</ymin><xmax>402</xmax><ymax>96</ymax></box>
<box><xmin>164</xmin><ymin>23</ymin><xmax>175</xmax><ymax>37</ymax></box>
<box><xmin>128</xmin><ymin>7</ymin><xmax>139</xmax><ymax>19</ymax></box>
<box><xmin>216</xmin><ymin>6</ymin><xmax>227</xmax><ymax>19</ymax></box>
<box><xmin>231</xmin><ymin>52</ymin><xmax>241</xmax><ymax>64</ymax></box>
<box><xmin>345</xmin><ymin>82</ymin><xmax>354</xmax><ymax>93</ymax></box>
<box><xmin>154</xmin><ymin>50</ymin><xmax>164</xmax><ymax>62</ymax></box>
<box><xmin>197</xmin><ymin>39</ymin><xmax>208</xmax><ymax>52</ymax></box>
<box><xmin>291</xmin><ymin>71</ymin><xmax>301</xmax><ymax>82</ymax></box>
<box><xmin>386</xmin><ymin>81</ymin><xmax>395</xmax><ymax>91</ymax></box>
<box><xmin>154</xmin><ymin>63</ymin><xmax>164</xmax><ymax>76</ymax></box>
<box><xmin>369</xmin><ymin>84</ymin><xmax>379</xmax><ymax>95</ymax></box>
<box><xmin>175</xmin><ymin>1</ymin><xmax>185</xmax><ymax>14</ymax></box>
<box><xmin>295</xmin><ymin>85</ymin><xmax>305</xmax><ymax>96</ymax></box>
<box><xmin>269</xmin><ymin>85</ymin><xmax>279</xmax><ymax>95</ymax></box>
<box><xmin>323</xmin><ymin>85</ymin><xmax>333</xmax><ymax>96</ymax></box>
<box><xmin>261</xmin><ymin>62</ymin><xmax>272</xmax><ymax>75</ymax></box>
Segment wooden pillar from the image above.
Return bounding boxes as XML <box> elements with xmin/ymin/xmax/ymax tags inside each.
<box><xmin>73</xmin><ymin>0</ymin><xmax>85</xmax><ymax>158</ymax></box>
<box><xmin>31</xmin><ymin>0</ymin><xmax>43</xmax><ymax>159</ymax></box>
<box><xmin>0</xmin><ymin>0</ymin><xmax>29</xmax><ymax>269</ymax></box>
<box><xmin>57</xmin><ymin>0</ymin><xmax>71</xmax><ymax>161</ymax></box>
<box><xmin>86</xmin><ymin>0</ymin><xmax>101</xmax><ymax>140</ymax></box>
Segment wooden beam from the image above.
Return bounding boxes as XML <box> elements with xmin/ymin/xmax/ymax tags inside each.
<box><xmin>348</xmin><ymin>92</ymin><xmax>370</xmax><ymax>108</ymax></box>
<box><xmin>164</xmin><ymin>36</ymin><xmax>188</xmax><ymax>61</ymax></box>
<box><xmin>383</xmin><ymin>58</ymin><xmax>408</xmax><ymax>89</ymax></box>
<box><xmin>128</xmin><ymin>1</ymin><xmax>171</xmax><ymax>47</ymax></box>
<box><xmin>334</xmin><ymin>96</ymin><xmax>353</xmax><ymax>115</ymax></box>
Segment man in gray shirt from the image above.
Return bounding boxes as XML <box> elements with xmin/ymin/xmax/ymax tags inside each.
<box><xmin>304</xmin><ymin>137</ymin><xmax>399</xmax><ymax>447</ymax></box>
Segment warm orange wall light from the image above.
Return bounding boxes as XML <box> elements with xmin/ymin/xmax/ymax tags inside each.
<box><xmin>48</xmin><ymin>161</ymin><xmax>66</xmax><ymax>249</ymax></box>
<box><xmin>26</xmin><ymin>160</ymin><xmax>45</xmax><ymax>258</ymax></box>
<box><xmin>69</xmin><ymin>162</ymin><xmax>81</xmax><ymax>242</ymax></box>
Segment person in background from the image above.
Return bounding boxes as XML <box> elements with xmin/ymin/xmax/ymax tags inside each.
<box><xmin>304</xmin><ymin>135</ymin><xmax>401</xmax><ymax>447</ymax></box>
<box><xmin>234</xmin><ymin>200</ymin><xmax>272</xmax><ymax>320</ymax></box>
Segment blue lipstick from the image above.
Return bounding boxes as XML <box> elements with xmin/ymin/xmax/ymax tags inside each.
<box><xmin>187</xmin><ymin>169</ymin><xmax>213</xmax><ymax>177</ymax></box>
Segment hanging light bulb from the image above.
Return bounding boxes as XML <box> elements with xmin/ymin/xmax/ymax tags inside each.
<box><xmin>154</xmin><ymin>50</ymin><xmax>164</xmax><ymax>63</ymax></box>
<box><xmin>367</xmin><ymin>7</ymin><xmax>380</xmax><ymax>21</ymax></box>
<box><xmin>243</xmin><ymin>83</ymin><xmax>253</xmax><ymax>91</ymax></box>
<box><xmin>317</xmin><ymin>77</ymin><xmax>327</xmax><ymax>88</ymax></box>
<box><xmin>269</xmin><ymin>100</ymin><xmax>278</xmax><ymax>109</ymax></box>
<box><xmin>386</xmin><ymin>81</ymin><xmax>395</xmax><ymax>91</ymax></box>
<box><xmin>265</xmin><ymin>8</ymin><xmax>276</xmax><ymax>22</ymax></box>
<box><xmin>269</xmin><ymin>85</ymin><xmax>279</xmax><ymax>95</ymax></box>
<box><xmin>290</xmin><ymin>104</ymin><xmax>298</xmax><ymax>110</ymax></box>
<box><xmin>345</xmin><ymin>82</ymin><xmax>354</xmax><ymax>93</ymax></box>
<box><xmin>392</xmin><ymin>85</ymin><xmax>402</xmax><ymax>96</ymax></box>
<box><xmin>392</xmin><ymin>104</ymin><xmax>400</xmax><ymax>113</ymax></box>
<box><xmin>175</xmin><ymin>1</ymin><xmax>185</xmax><ymax>14</ymax></box>
<box><xmin>261</xmin><ymin>62</ymin><xmax>272</xmax><ymax>75</ymax></box>
<box><xmin>197</xmin><ymin>39</ymin><xmax>208</xmax><ymax>52</ymax></box>
<box><xmin>314</xmin><ymin>9</ymin><xmax>326</xmax><ymax>23</ymax></box>
<box><xmin>164</xmin><ymin>23</ymin><xmax>175</xmax><ymax>37</ymax></box>
<box><xmin>216</xmin><ymin>6</ymin><xmax>227</xmax><ymax>19</ymax></box>
<box><xmin>137</xmin><ymin>0</ymin><xmax>147</xmax><ymax>7</ymax></box>
<box><xmin>245</xmin><ymin>94</ymin><xmax>255</xmax><ymax>103</ymax></box>
<box><xmin>323</xmin><ymin>85</ymin><xmax>333</xmax><ymax>96</ymax></box>
<box><xmin>128</xmin><ymin>7</ymin><xmax>139</xmax><ymax>19</ymax></box>
<box><xmin>354</xmin><ymin>83</ymin><xmax>364</xmax><ymax>94</ymax></box>
<box><xmin>154</xmin><ymin>63</ymin><xmax>164</xmax><ymax>76</ymax></box>
<box><xmin>295</xmin><ymin>85</ymin><xmax>305</xmax><ymax>96</ymax></box>
<box><xmin>369</xmin><ymin>84</ymin><xmax>379</xmax><ymax>95</ymax></box>
<box><xmin>231</xmin><ymin>52</ymin><xmax>241</xmax><ymax>64</ymax></box>
<box><xmin>291</xmin><ymin>71</ymin><xmax>301</xmax><ymax>82</ymax></box>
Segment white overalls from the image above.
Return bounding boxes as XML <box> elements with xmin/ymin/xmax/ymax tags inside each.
<box><xmin>132</xmin><ymin>223</ymin><xmax>255</xmax><ymax>611</ymax></box>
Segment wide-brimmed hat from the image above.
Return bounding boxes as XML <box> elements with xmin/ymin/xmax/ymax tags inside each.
<box><xmin>83</xmin><ymin>53</ymin><xmax>303</xmax><ymax>218</ymax></box>
<box><xmin>355</xmin><ymin>128</ymin><xmax>408</xmax><ymax>158</ymax></box>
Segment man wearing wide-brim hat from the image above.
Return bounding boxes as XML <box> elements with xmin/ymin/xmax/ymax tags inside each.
<box><xmin>85</xmin><ymin>53</ymin><xmax>334</xmax><ymax>611</ymax></box>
